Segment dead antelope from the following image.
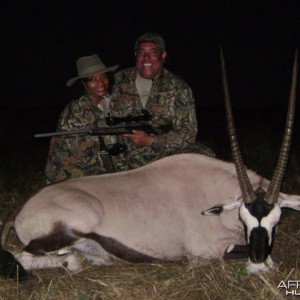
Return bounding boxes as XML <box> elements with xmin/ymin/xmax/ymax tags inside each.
<box><xmin>0</xmin><ymin>50</ymin><xmax>299</xmax><ymax>280</ymax></box>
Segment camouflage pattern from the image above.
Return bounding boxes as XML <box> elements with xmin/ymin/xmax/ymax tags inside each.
<box><xmin>110</xmin><ymin>67</ymin><xmax>199</xmax><ymax>171</ymax></box>
<box><xmin>45</xmin><ymin>95</ymin><xmax>115</xmax><ymax>183</ymax></box>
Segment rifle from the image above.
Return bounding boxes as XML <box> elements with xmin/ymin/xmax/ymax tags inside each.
<box><xmin>34</xmin><ymin>110</ymin><xmax>172</xmax><ymax>138</ymax></box>
<box><xmin>35</xmin><ymin>110</ymin><xmax>172</xmax><ymax>172</ymax></box>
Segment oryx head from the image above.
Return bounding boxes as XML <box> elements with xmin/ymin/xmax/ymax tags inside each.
<box><xmin>204</xmin><ymin>49</ymin><xmax>299</xmax><ymax>274</ymax></box>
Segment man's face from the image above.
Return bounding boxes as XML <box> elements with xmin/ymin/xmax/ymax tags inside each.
<box><xmin>135</xmin><ymin>42</ymin><xmax>166</xmax><ymax>79</ymax></box>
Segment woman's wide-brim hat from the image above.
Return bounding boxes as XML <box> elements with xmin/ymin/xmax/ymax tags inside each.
<box><xmin>66</xmin><ymin>54</ymin><xmax>119</xmax><ymax>87</ymax></box>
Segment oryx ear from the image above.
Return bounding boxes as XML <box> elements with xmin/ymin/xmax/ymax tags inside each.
<box><xmin>278</xmin><ymin>193</ymin><xmax>300</xmax><ymax>211</ymax></box>
<box><xmin>202</xmin><ymin>200</ymin><xmax>242</xmax><ymax>216</ymax></box>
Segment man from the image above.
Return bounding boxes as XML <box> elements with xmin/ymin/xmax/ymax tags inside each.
<box><xmin>111</xmin><ymin>32</ymin><xmax>214</xmax><ymax>171</ymax></box>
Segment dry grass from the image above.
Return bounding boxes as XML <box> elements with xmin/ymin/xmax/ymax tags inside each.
<box><xmin>0</xmin><ymin>245</ymin><xmax>299</xmax><ymax>299</ymax></box>
<box><xmin>0</xmin><ymin>106</ymin><xmax>300</xmax><ymax>299</ymax></box>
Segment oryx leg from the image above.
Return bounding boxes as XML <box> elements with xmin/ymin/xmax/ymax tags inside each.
<box><xmin>14</xmin><ymin>248</ymin><xmax>83</xmax><ymax>271</ymax></box>
<box><xmin>70</xmin><ymin>238</ymin><xmax>113</xmax><ymax>266</ymax></box>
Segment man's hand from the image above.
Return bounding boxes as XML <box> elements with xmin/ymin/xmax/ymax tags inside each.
<box><xmin>123</xmin><ymin>130</ymin><xmax>153</xmax><ymax>148</ymax></box>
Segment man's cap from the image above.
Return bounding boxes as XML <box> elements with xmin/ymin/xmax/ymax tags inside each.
<box><xmin>134</xmin><ymin>32</ymin><xmax>166</xmax><ymax>52</ymax></box>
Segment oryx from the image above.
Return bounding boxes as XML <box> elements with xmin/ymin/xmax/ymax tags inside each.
<box><xmin>0</xmin><ymin>50</ymin><xmax>299</xmax><ymax>280</ymax></box>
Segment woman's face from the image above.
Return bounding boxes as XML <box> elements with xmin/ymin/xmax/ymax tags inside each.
<box><xmin>85</xmin><ymin>72</ymin><xmax>109</xmax><ymax>98</ymax></box>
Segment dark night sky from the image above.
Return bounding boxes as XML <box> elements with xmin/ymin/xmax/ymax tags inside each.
<box><xmin>1</xmin><ymin>1</ymin><xmax>300</xmax><ymax>108</ymax></box>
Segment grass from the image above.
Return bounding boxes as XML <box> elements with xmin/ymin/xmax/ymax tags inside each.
<box><xmin>0</xmin><ymin>105</ymin><xmax>300</xmax><ymax>299</ymax></box>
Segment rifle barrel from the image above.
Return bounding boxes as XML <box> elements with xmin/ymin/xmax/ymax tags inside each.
<box><xmin>34</xmin><ymin>123</ymin><xmax>169</xmax><ymax>139</ymax></box>
<box><xmin>34</xmin><ymin>125</ymin><xmax>139</xmax><ymax>138</ymax></box>
<box><xmin>34</xmin><ymin>128</ymin><xmax>93</xmax><ymax>138</ymax></box>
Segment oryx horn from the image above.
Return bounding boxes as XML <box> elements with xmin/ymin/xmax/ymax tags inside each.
<box><xmin>264</xmin><ymin>50</ymin><xmax>298</xmax><ymax>204</ymax></box>
<box><xmin>220</xmin><ymin>48</ymin><xmax>256</xmax><ymax>203</ymax></box>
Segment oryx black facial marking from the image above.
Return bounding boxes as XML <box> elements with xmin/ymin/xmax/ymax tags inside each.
<box><xmin>239</xmin><ymin>188</ymin><xmax>282</xmax><ymax>263</ymax></box>
<box><xmin>245</xmin><ymin>188</ymin><xmax>274</xmax><ymax>222</ymax></box>
<box><xmin>249</xmin><ymin>227</ymin><xmax>270</xmax><ymax>263</ymax></box>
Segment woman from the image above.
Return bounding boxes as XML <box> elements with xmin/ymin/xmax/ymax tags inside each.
<box><xmin>45</xmin><ymin>54</ymin><xmax>119</xmax><ymax>183</ymax></box>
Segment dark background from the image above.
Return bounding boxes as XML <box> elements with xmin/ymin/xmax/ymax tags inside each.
<box><xmin>0</xmin><ymin>0</ymin><xmax>299</xmax><ymax>205</ymax></box>
<box><xmin>1</xmin><ymin>1</ymin><xmax>300</xmax><ymax>110</ymax></box>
